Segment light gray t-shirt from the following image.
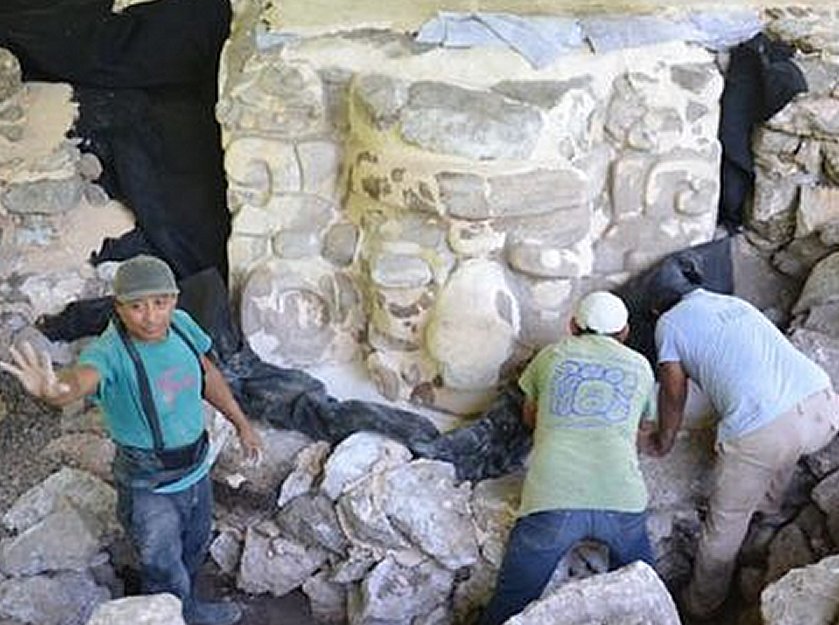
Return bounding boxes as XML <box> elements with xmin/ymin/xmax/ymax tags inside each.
<box><xmin>656</xmin><ymin>289</ymin><xmax>830</xmax><ymax>441</ymax></box>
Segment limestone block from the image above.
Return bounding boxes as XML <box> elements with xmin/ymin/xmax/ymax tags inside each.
<box><xmin>209</xmin><ymin>530</ymin><xmax>242</xmax><ymax>575</ymax></box>
<box><xmin>452</xmin><ymin>557</ymin><xmax>497</xmax><ymax>625</ymax></box>
<box><xmin>370</xmin><ymin>286</ymin><xmax>434</xmax><ymax>347</ymax></box>
<box><xmin>747</xmin><ymin>170</ymin><xmax>798</xmax><ymax>243</ymax></box>
<box><xmin>0</xmin><ymin>507</ymin><xmax>102</xmax><ymax>576</ymax></box>
<box><xmin>492</xmin><ymin>77</ymin><xmax>594</xmax><ymax>112</ymax></box>
<box><xmin>824</xmin><ymin>143</ymin><xmax>839</xmax><ymax>185</ymax></box>
<box><xmin>365</xmin><ymin>349</ymin><xmax>438</xmax><ymax>403</ymax></box>
<box><xmin>436</xmin><ymin>167</ymin><xmax>590</xmax><ymax>220</ymax></box>
<box><xmin>302</xmin><ymin>571</ymin><xmax>347</xmax><ymax>624</ymax></box>
<box><xmin>767</xmin><ymin>97</ymin><xmax>839</xmax><ymax>140</ymax></box>
<box><xmin>765</xmin><ymin>523</ymin><xmax>815</xmax><ymax>584</ymax></box>
<box><xmin>761</xmin><ymin>554</ymin><xmax>839</xmax><ymax>625</ymax></box>
<box><xmin>507</xmin><ymin>237</ymin><xmax>593</xmax><ymax>280</ymax></box>
<box><xmin>792</xmin><ymin>252</ymin><xmax>839</xmax><ymax>315</ymax></box>
<box><xmin>238</xmin><ymin>521</ymin><xmax>329</xmax><ymax>597</ymax></box>
<box><xmin>511</xmin><ymin>274</ymin><xmax>574</xmax><ymax>347</ymax></box>
<box><xmin>1</xmin><ymin>177</ymin><xmax>84</xmax><ymax>215</ymax></box>
<box><xmin>370</xmin><ymin>252</ymin><xmax>432</xmax><ymax>289</ymax></box>
<box><xmin>214</xmin><ymin>422</ymin><xmax>311</xmax><ymax>497</ymax></box>
<box><xmin>86</xmin><ymin>594</ymin><xmax>185</xmax><ymax>625</ymax></box>
<box><xmin>41</xmin><ymin>433</ymin><xmax>114</xmax><ymax>485</ymax></box>
<box><xmin>379</xmin><ymin>460</ymin><xmax>478</xmax><ymax>569</ymax></box>
<box><xmin>447</xmin><ymin>220</ymin><xmax>506</xmax><ymax>257</ymax></box>
<box><xmin>272</xmin><ymin>229</ymin><xmax>321</xmax><ymax>259</ymax></box>
<box><xmin>353</xmin><ymin>73</ymin><xmax>409</xmax><ymax>130</ymax></box>
<box><xmin>594</xmin><ymin>216</ymin><xmax>700</xmax><ymax>274</ymax></box>
<box><xmin>354</xmin><ymin>556</ymin><xmax>455</xmax><ymax>623</ymax></box>
<box><xmin>275</xmin><ymin>492</ymin><xmax>348</xmax><ymax>555</ymax></box>
<box><xmin>19</xmin><ymin>269</ymin><xmax>88</xmax><ymax>315</ymax></box>
<box><xmin>612</xmin><ymin>150</ymin><xmax>718</xmax><ymax>224</ymax></box>
<box><xmin>400</xmin><ymin>81</ymin><xmax>542</xmax><ymax>161</ymax></box>
<box><xmin>796</xmin><ymin>186</ymin><xmax>839</xmax><ymax>239</ymax></box>
<box><xmin>298</xmin><ymin>140</ymin><xmax>341</xmax><ymax>199</ymax></box>
<box><xmin>792</xmin><ymin>330</ymin><xmax>839</xmax><ymax>405</ymax></box>
<box><xmin>228</xmin><ymin>234</ymin><xmax>269</xmax><ymax>279</ymax></box>
<box><xmin>470</xmin><ymin>473</ymin><xmax>522</xmax><ymax>567</ymax></box>
<box><xmin>231</xmin><ymin>205</ymin><xmax>277</xmax><ymax>235</ymax></box>
<box><xmin>645</xmin><ymin>152</ymin><xmax>719</xmax><ymax>217</ymax></box>
<box><xmin>0</xmin><ymin>571</ymin><xmax>109</xmax><ymax>625</ymax></box>
<box><xmin>426</xmin><ymin>259</ymin><xmax>519</xmax><ymax>390</ymax></box>
<box><xmin>506</xmin><ymin>561</ymin><xmax>679</xmax><ymax>625</ymax></box>
<box><xmin>0</xmin><ymin>48</ymin><xmax>24</xmax><ymax>143</ymax></box>
<box><xmin>0</xmin><ymin>48</ymin><xmax>22</xmax><ymax>103</ymax></box>
<box><xmin>766</xmin><ymin>8</ymin><xmax>839</xmax><ymax>55</ymax></box>
<box><xmin>494</xmin><ymin>77</ymin><xmax>599</xmax><ymax>160</ymax></box>
<box><xmin>606</xmin><ymin>73</ymin><xmax>685</xmax><ymax>153</ymax></box>
<box><xmin>323</xmin><ymin>222</ymin><xmax>359</xmax><ymax>266</ymax></box>
<box><xmin>225</xmin><ymin>137</ymin><xmax>301</xmax><ymax>207</ymax></box>
<box><xmin>262</xmin><ymin>193</ymin><xmax>336</xmax><ymax>233</ymax></box>
<box><xmin>335</xmin><ymin>473</ymin><xmax>414</xmax><ymax>554</ymax></box>
<box><xmin>241</xmin><ymin>258</ymin><xmax>361</xmax><ymax>366</ymax></box>
<box><xmin>277</xmin><ymin>441</ymin><xmax>331</xmax><ymax>507</ymax></box>
<box><xmin>219</xmin><ymin>54</ymin><xmax>326</xmax><ymax>136</ymax></box>
<box><xmin>670</xmin><ymin>62</ymin><xmax>718</xmax><ymax>95</ymax></box>
<box><xmin>795</xmin><ymin>57</ymin><xmax>839</xmax><ymax>97</ymax></box>
<box><xmin>2</xmin><ymin>467</ymin><xmax>117</xmax><ymax>537</ymax></box>
<box><xmin>322</xmin><ymin>432</ymin><xmax>412</xmax><ymax>501</ymax></box>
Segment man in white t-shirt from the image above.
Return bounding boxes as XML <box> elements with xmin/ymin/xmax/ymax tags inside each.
<box><xmin>640</xmin><ymin>256</ymin><xmax>839</xmax><ymax>620</ymax></box>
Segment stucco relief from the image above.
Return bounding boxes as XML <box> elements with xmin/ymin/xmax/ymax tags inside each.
<box><xmin>221</xmin><ymin>25</ymin><xmax>723</xmax><ymax>413</ymax></box>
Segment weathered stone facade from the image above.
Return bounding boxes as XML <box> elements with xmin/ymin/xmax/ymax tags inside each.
<box><xmin>221</xmin><ymin>3</ymin><xmax>727</xmax><ymax>414</ymax></box>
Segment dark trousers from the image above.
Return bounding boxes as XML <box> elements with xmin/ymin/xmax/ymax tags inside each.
<box><xmin>480</xmin><ymin>509</ymin><xmax>654</xmax><ymax>625</ymax></box>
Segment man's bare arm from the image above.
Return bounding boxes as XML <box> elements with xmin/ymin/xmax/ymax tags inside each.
<box><xmin>640</xmin><ymin>362</ymin><xmax>688</xmax><ymax>457</ymax></box>
<box><xmin>200</xmin><ymin>354</ymin><xmax>263</xmax><ymax>461</ymax></box>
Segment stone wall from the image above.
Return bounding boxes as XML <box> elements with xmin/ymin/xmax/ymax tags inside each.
<box><xmin>0</xmin><ymin>48</ymin><xmax>133</xmax><ymax>362</ymax></box>
<box><xmin>221</xmin><ymin>2</ymin><xmax>733</xmax><ymax>414</ymax></box>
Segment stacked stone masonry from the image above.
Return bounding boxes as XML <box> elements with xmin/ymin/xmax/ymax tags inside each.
<box><xmin>221</xmin><ymin>3</ymin><xmax>729</xmax><ymax>414</ymax></box>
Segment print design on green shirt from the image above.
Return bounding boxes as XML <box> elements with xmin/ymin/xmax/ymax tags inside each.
<box><xmin>550</xmin><ymin>359</ymin><xmax>639</xmax><ymax>427</ymax></box>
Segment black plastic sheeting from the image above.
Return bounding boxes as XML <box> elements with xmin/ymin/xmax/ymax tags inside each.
<box><xmin>717</xmin><ymin>33</ymin><xmax>807</xmax><ymax>231</ymax></box>
<box><xmin>37</xmin><ymin>240</ymin><xmax>733</xmax><ymax>482</ymax></box>
<box><xmin>0</xmin><ymin>0</ymin><xmax>232</xmax><ymax>280</ymax></box>
<box><xmin>616</xmin><ymin>237</ymin><xmax>734</xmax><ymax>365</ymax></box>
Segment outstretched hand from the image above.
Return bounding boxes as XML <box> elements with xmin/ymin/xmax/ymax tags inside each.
<box><xmin>0</xmin><ymin>342</ymin><xmax>70</xmax><ymax>400</ymax></box>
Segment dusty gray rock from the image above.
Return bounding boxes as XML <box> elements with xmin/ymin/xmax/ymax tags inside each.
<box><xmin>506</xmin><ymin>561</ymin><xmax>679</xmax><ymax>625</ymax></box>
<box><xmin>86</xmin><ymin>594</ymin><xmax>186</xmax><ymax>625</ymax></box>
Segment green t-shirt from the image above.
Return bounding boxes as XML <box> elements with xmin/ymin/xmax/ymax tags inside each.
<box><xmin>79</xmin><ymin>309</ymin><xmax>211</xmax><ymax>451</ymax></box>
<box><xmin>518</xmin><ymin>334</ymin><xmax>656</xmax><ymax>516</ymax></box>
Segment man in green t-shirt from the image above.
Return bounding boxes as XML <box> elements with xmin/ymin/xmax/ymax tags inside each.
<box><xmin>1</xmin><ymin>255</ymin><xmax>262</xmax><ymax>625</ymax></box>
<box><xmin>480</xmin><ymin>291</ymin><xmax>657</xmax><ymax>625</ymax></box>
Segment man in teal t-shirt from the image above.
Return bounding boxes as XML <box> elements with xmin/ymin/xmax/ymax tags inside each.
<box><xmin>1</xmin><ymin>255</ymin><xmax>262</xmax><ymax>625</ymax></box>
<box><xmin>481</xmin><ymin>291</ymin><xmax>656</xmax><ymax>625</ymax></box>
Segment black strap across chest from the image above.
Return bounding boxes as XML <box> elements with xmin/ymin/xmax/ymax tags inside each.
<box><xmin>114</xmin><ymin>317</ymin><xmax>204</xmax><ymax>453</ymax></box>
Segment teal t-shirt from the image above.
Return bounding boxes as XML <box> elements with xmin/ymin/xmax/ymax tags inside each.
<box><xmin>518</xmin><ymin>334</ymin><xmax>656</xmax><ymax>516</ymax></box>
<box><xmin>79</xmin><ymin>309</ymin><xmax>212</xmax><ymax>492</ymax></box>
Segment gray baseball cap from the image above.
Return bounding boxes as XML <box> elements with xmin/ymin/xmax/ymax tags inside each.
<box><xmin>113</xmin><ymin>255</ymin><xmax>179</xmax><ymax>302</ymax></box>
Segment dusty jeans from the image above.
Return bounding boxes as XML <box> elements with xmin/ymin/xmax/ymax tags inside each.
<box><xmin>480</xmin><ymin>509</ymin><xmax>654</xmax><ymax>625</ymax></box>
<box><xmin>117</xmin><ymin>474</ymin><xmax>213</xmax><ymax>607</ymax></box>
<box><xmin>684</xmin><ymin>387</ymin><xmax>839</xmax><ymax>618</ymax></box>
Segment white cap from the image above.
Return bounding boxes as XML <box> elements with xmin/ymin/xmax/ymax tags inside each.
<box><xmin>574</xmin><ymin>291</ymin><xmax>628</xmax><ymax>334</ymax></box>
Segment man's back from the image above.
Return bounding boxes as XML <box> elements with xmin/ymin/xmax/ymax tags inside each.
<box><xmin>518</xmin><ymin>334</ymin><xmax>655</xmax><ymax>516</ymax></box>
<box><xmin>656</xmin><ymin>289</ymin><xmax>829</xmax><ymax>441</ymax></box>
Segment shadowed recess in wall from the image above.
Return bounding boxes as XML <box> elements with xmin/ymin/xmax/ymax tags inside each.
<box><xmin>0</xmin><ymin>0</ymin><xmax>232</xmax><ymax>280</ymax></box>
